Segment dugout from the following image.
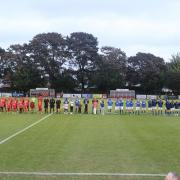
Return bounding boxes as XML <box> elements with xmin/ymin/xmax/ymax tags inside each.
<box><xmin>110</xmin><ymin>89</ymin><xmax>135</xmax><ymax>99</ymax></box>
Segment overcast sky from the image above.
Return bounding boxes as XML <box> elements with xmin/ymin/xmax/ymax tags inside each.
<box><xmin>0</xmin><ymin>0</ymin><xmax>180</xmax><ymax>61</ymax></box>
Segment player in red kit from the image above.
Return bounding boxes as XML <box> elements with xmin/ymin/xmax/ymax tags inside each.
<box><xmin>19</xmin><ymin>97</ymin><xmax>24</xmax><ymax>113</ymax></box>
<box><xmin>24</xmin><ymin>98</ymin><xmax>30</xmax><ymax>112</ymax></box>
<box><xmin>1</xmin><ymin>97</ymin><xmax>6</xmax><ymax>112</ymax></box>
<box><xmin>0</xmin><ymin>98</ymin><xmax>3</xmax><ymax>112</ymax></box>
<box><xmin>12</xmin><ymin>98</ymin><xmax>18</xmax><ymax>113</ymax></box>
<box><xmin>7</xmin><ymin>98</ymin><xmax>13</xmax><ymax>112</ymax></box>
<box><xmin>30</xmin><ymin>100</ymin><xmax>35</xmax><ymax>113</ymax></box>
<box><xmin>38</xmin><ymin>95</ymin><xmax>43</xmax><ymax>113</ymax></box>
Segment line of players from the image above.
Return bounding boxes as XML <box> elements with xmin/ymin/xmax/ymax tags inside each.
<box><xmin>43</xmin><ymin>97</ymin><xmax>88</xmax><ymax>114</ymax></box>
<box><xmin>110</xmin><ymin>98</ymin><xmax>180</xmax><ymax>116</ymax></box>
<box><xmin>0</xmin><ymin>97</ymin><xmax>36</xmax><ymax>113</ymax></box>
<box><xmin>0</xmin><ymin>96</ymin><xmax>86</xmax><ymax>114</ymax></box>
<box><xmin>91</xmin><ymin>98</ymin><xmax>180</xmax><ymax>115</ymax></box>
<box><xmin>43</xmin><ymin>97</ymin><xmax>180</xmax><ymax>116</ymax></box>
<box><xmin>0</xmin><ymin>96</ymin><xmax>180</xmax><ymax>115</ymax></box>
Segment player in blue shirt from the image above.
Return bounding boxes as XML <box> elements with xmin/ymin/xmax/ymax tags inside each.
<box><xmin>171</xmin><ymin>101</ymin><xmax>175</xmax><ymax>115</ymax></box>
<box><xmin>148</xmin><ymin>99</ymin><xmax>152</xmax><ymax>114</ymax></box>
<box><xmin>115</xmin><ymin>99</ymin><xmax>120</xmax><ymax>113</ymax></box>
<box><xmin>141</xmin><ymin>100</ymin><xmax>146</xmax><ymax>114</ymax></box>
<box><xmin>165</xmin><ymin>100</ymin><xmax>171</xmax><ymax>115</ymax></box>
<box><xmin>152</xmin><ymin>99</ymin><xmax>157</xmax><ymax>115</ymax></box>
<box><xmin>75</xmin><ymin>98</ymin><xmax>80</xmax><ymax>113</ymax></box>
<box><xmin>157</xmin><ymin>99</ymin><xmax>163</xmax><ymax>115</ymax></box>
<box><xmin>100</xmin><ymin>99</ymin><xmax>105</xmax><ymax>115</ymax></box>
<box><xmin>129</xmin><ymin>99</ymin><xmax>134</xmax><ymax>114</ymax></box>
<box><xmin>174</xmin><ymin>101</ymin><xmax>180</xmax><ymax>116</ymax></box>
<box><xmin>107</xmin><ymin>98</ymin><xmax>113</xmax><ymax>113</ymax></box>
<box><xmin>126</xmin><ymin>100</ymin><xmax>130</xmax><ymax>114</ymax></box>
<box><xmin>135</xmin><ymin>100</ymin><xmax>141</xmax><ymax>115</ymax></box>
<box><xmin>119</xmin><ymin>99</ymin><xmax>124</xmax><ymax>114</ymax></box>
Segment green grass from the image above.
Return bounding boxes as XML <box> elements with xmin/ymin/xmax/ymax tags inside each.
<box><xmin>0</xmin><ymin>113</ymin><xmax>180</xmax><ymax>180</ymax></box>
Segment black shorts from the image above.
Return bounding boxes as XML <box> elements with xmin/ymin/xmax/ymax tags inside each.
<box><xmin>70</xmin><ymin>106</ymin><xmax>73</xmax><ymax>112</ymax></box>
<box><xmin>56</xmin><ymin>105</ymin><xmax>60</xmax><ymax>109</ymax></box>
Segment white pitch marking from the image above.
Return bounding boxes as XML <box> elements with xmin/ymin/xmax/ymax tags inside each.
<box><xmin>0</xmin><ymin>172</ymin><xmax>166</xmax><ymax>177</ymax></box>
<box><xmin>0</xmin><ymin>113</ymin><xmax>53</xmax><ymax>145</ymax></box>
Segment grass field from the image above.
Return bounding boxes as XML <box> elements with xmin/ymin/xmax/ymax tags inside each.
<box><xmin>0</xmin><ymin>113</ymin><xmax>180</xmax><ymax>180</ymax></box>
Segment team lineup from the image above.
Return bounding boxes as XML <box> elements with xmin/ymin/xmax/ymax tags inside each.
<box><xmin>0</xmin><ymin>96</ymin><xmax>180</xmax><ymax>116</ymax></box>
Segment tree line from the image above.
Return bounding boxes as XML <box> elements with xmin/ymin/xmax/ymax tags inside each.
<box><xmin>0</xmin><ymin>32</ymin><xmax>180</xmax><ymax>94</ymax></box>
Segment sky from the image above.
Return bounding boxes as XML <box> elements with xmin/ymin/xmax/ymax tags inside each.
<box><xmin>0</xmin><ymin>0</ymin><xmax>180</xmax><ymax>61</ymax></box>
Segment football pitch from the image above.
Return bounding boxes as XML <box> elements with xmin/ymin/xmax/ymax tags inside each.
<box><xmin>0</xmin><ymin>113</ymin><xmax>180</xmax><ymax>180</ymax></box>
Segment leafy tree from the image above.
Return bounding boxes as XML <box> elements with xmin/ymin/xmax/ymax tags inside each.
<box><xmin>67</xmin><ymin>32</ymin><xmax>99</xmax><ymax>92</ymax></box>
<box><xmin>127</xmin><ymin>53</ymin><xmax>166</xmax><ymax>93</ymax></box>
<box><xmin>29</xmin><ymin>33</ymin><xmax>69</xmax><ymax>89</ymax></box>
<box><xmin>8</xmin><ymin>44</ymin><xmax>44</xmax><ymax>92</ymax></box>
<box><xmin>166</xmin><ymin>53</ymin><xmax>180</xmax><ymax>93</ymax></box>
<box><xmin>0</xmin><ymin>46</ymin><xmax>17</xmax><ymax>87</ymax></box>
<box><xmin>93</xmin><ymin>46</ymin><xmax>127</xmax><ymax>92</ymax></box>
<box><xmin>0</xmin><ymin>47</ymin><xmax>6</xmax><ymax>78</ymax></box>
<box><xmin>54</xmin><ymin>69</ymin><xmax>77</xmax><ymax>92</ymax></box>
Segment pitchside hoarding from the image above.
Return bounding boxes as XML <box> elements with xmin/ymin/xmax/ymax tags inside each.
<box><xmin>12</xmin><ymin>92</ymin><xmax>24</xmax><ymax>97</ymax></box>
<box><xmin>136</xmin><ymin>95</ymin><xmax>147</xmax><ymax>99</ymax></box>
<box><xmin>93</xmin><ymin>94</ymin><xmax>103</xmax><ymax>99</ymax></box>
<box><xmin>82</xmin><ymin>94</ymin><xmax>93</xmax><ymax>99</ymax></box>
<box><xmin>63</xmin><ymin>94</ymin><xmax>81</xmax><ymax>98</ymax></box>
<box><xmin>147</xmin><ymin>95</ymin><xmax>157</xmax><ymax>99</ymax></box>
<box><xmin>0</xmin><ymin>92</ymin><xmax>12</xmax><ymax>97</ymax></box>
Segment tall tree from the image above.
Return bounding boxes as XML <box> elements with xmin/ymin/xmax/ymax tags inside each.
<box><xmin>93</xmin><ymin>46</ymin><xmax>127</xmax><ymax>92</ymax></box>
<box><xmin>67</xmin><ymin>32</ymin><xmax>99</xmax><ymax>92</ymax></box>
<box><xmin>0</xmin><ymin>46</ymin><xmax>17</xmax><ymax>87</ymax></box>
<box><xmin>127</xmin><ymin>53</ymin><xmax>166</xmax><ymax>93</ymax></box>
<box><xmin>29</xmin><ymin>33</ymin><xmax>69</xmax><ymax>89</ymax></box>
<box><xmin>8</xmin><ymin>44</ymin><xmax>44</xmax><ymax>91</ymax></box>
<box><xmin>0</xmin><ymin>47</ymin><xmax>6</xmax><ymax>79</ymax></box>
<box><xmin>166</xmin><ymin>53</ymin><xmax>180</xmax><ymax>93</ymax></box>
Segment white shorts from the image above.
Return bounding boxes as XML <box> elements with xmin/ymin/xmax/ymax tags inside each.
<box><xmin>136</xmin><ymin>107</ymin><xmax>140</xmax><ymax>110</ymax></box>
<box><xmin>100</xmin><ymin>107</ymin><xmax>104</xmax><ymax>110</ymax></box>
<box><xmin>108</xmin><ymin>106</ymin><xmax>112</xmax><ymax>110</ymax></box>
<box><xmin>64</xmin><ymin>104</ymin><xmax>68</xmax><ymax>110</ymax></box>
<box><xmin>120</xmin><ymin>106</ymin><xmax>124</xmax><ymax>110</ymax></box>
<box><xmin>115</xmin><ymin>106</ymin><xmax>119</xmax><ymax>111</ymax></box>
<box><xmin>93</xmin><ymin>108</ymin><xmax>97</xmax><ymax>114</ymax></box>
<box><xmin>158</xmin><ymin>107</ymin><xmax>163</xmax><ymax>110</ymax></box>
<box><xmin>152</xmin><ymin>107</ymin><xmax>156</xmax><ymax>110</ymax></box>
<box><xmin>148</xmin><ymin>108</ymin><xmax>152</xmax><ymax>111</ymax></box>
<box><xmin>171</xmin><ymin>108</ymin><xmax>175</xmax><ymax>111</ymax></box>
<box><xmin>126</xmin><ymin>107</ymin><xmax>130</xmax><ymax>110</ymax></box>
<box><xmin>142</xmin><ymin>107</ymin><xmax>146</xmax><ymax>110</ymax></box>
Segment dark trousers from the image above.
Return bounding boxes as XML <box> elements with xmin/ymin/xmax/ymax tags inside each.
<box><xmin>50</xmin><ymin>107</ymin><xmax>54</xmax><ymax>113</ymax></box>
<box><xmin>84</xmin><ymin>104</ymin><xmax>88</xmax><ymax>113</ymax></box>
